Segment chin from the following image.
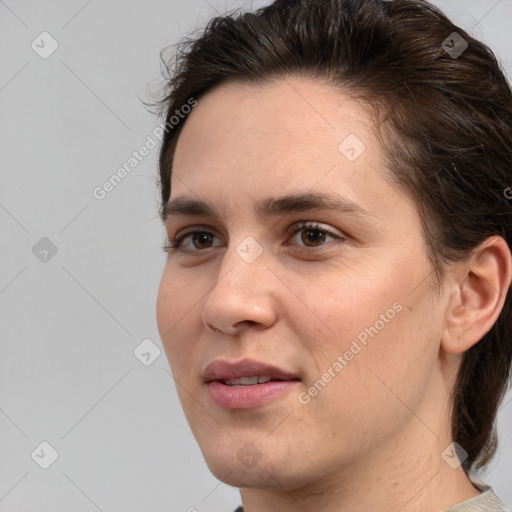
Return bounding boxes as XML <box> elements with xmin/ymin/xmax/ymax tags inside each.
<box><xmin>200</xmin><ymin>441</ymin><xmax>314</xmax><ymax>491</ymax></box>
<box><xmin>205</xmin><ymin>457</ymin><xmax>292</xmax><ymax>489</ymax></box>
<box><xmin>209</xmin><ymin>463</ymin><xmax>277</xmax><ymax>489</ymax></box>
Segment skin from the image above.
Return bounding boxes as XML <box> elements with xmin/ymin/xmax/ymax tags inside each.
<box><xmin>156</xmin><ymin>77</ymin><xmax>512</xmax><ymax>512</ymax></box>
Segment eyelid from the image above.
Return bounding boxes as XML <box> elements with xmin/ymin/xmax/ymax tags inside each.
<box><xmin>169</xmin><ymin>220</ymin><xmax>343</xmax><ymax>239</ymax></box>
<box><xmin>168</xmin><ymin>224</ymin><xmax>224</xmax><ymax>251</ymax></box>
<box><xmin>171</xmin><ymin>221</ymin><xmax>343</xmax><ymax>242</ymax></box>
<box><xmin>165</xmin><ymin>220</ymin><xmax>347</xmax><ymax>254</ymax></box>
<box><xmin>172</xmin><ymin>224</ymin><xmax>220</xmax><ymax>240</ymax></box>
<box><xmin>285</xmin><ymin>220</ymin><xmax>345</xmax><ymax>240</ymax></box>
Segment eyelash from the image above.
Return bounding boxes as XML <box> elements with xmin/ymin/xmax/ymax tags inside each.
<box><xmin>162</xmin><ymin>221</ymin><xmax>346</xmax><ymax>253</ymax></box>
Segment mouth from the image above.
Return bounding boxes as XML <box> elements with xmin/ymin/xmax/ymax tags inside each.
<box><xmin>203</xmin><ymin>358</ymin><xmax>301</xmax><ymax>409</ymax></box>
<box><xmin>220</xmin><ymin>375</ymin><xmax>291</xmax><ymax>386</ymax></box>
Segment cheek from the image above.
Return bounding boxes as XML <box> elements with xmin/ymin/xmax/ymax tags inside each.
<box><xmin>156</xmin><ymin>269</ymin><xmax>201</xmax><ymax>369</ymax></box>
<box><xmin>297</xmin><ymin>254</ymin><xmax>434</xmax><ymax>390</ymax></box>
<box><xmin>156</xmin><ymin>266</ymin><xmax>201</xmax><ymax>329</ymax></box>
<box><xmin>308</xmin><ymin>277</ymin><xmax>436</xmax><ymax>423</ymax></box>
<box><xmin>303</xmin><ymin>262</ymin><xmax>404</xmax><ymax>346</ymax></box>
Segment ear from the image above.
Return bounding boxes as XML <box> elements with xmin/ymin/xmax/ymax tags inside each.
<box><xmin>441</xmin><ymin>236</ymin><xmax>512</xmax><ymax>355</ymax></box>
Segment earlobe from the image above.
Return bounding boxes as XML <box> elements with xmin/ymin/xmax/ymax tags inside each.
<box><xmin>441</xmin><ymin>236</ymin><xmax>512</xmax><ymax>355</ymax></box>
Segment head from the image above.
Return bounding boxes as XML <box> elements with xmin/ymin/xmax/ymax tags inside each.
<box><xmin>154</xmin><ymin>0</ymin><xmax>512</xmax><ymax>489</ymax></box>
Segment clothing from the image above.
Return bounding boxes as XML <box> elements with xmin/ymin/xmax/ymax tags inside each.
<box><xmin>444</xmin><ymin>480</ymin><xmax>509</xmax><ymax>512</ymax></box>
<box><xmin>232</xmin><ymin>479</ymin><xmax>509</xmax><ymax>512</ymax></box>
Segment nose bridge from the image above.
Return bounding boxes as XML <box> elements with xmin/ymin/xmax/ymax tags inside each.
<box><xmin>211</xmin><ymin>234</ymin><xmax>267</xmax><ymax>298</ymax></box>
<box><xmin>202</xmin><ymin>235</ymin><xmax>275</xmax><ymax>332</ymax></box>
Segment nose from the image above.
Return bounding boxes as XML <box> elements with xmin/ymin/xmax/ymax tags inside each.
<box><xmin>201</xmin><ymin>241</ymin><xmax>278</xmax><ymax>335</ymax></box>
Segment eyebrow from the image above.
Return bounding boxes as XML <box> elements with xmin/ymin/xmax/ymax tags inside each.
<box><xmin>162</xmin><ymin>192</ymin><xmax>374</xmax><ymax>222</ymax></box>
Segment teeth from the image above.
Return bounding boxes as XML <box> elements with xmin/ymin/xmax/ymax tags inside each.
<box><xmin>223</xmin><ymin>375</ymin><xmax>272</xmax><ymax>386</ymax></box>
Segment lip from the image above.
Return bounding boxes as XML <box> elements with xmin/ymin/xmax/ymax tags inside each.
<box><xmin>202</xmin><ymin>358</ymin><xmax>299</xmax><ymax>382</ymax></box>
<box><xmin>203</xmin><ymin>358</ymin><xmax>300</xmax><ymax>410</ymax></box>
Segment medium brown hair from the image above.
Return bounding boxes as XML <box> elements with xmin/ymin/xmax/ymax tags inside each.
<box><xmin>153</xmin><ymin>0</ymin><xmax>512</xmax><ymax>472</ymax></box>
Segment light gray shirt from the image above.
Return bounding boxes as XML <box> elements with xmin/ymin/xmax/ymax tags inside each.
<box><xmin>232</xmin><ymin>480</ymin><xmax>510</xmax><ymax>512</ymax></box>
<box><xmin>444</xmin><ymin>481</ymin><xmax>509</xmax><ymax>512</ymax></box>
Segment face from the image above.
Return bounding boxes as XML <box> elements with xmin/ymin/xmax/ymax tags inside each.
<box><xmin>156</xmin><ymin>77</ymin><xmax>450</xmax><ymax>490</ymax></box>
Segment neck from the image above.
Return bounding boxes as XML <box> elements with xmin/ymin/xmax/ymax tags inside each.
<box><xmin>239</xmin><ymin>386</ymin><xmax>481</xmax><ymax>512</ymax></box>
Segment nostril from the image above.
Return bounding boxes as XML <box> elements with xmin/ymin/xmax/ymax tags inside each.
<box><xmin>205</xmin><ymin>322</ymin><xmax>221</xmax><ymax>333</ymax></box>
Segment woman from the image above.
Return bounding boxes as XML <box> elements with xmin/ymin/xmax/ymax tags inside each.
<box><xmin>154</xmin><ymin>0</ymin><xmax>512</xmax><ymax>510</ymax></box>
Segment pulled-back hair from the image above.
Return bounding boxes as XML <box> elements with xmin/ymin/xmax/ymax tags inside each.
<box><xmin>153</xmin><ymin>0</ymin><xmax>512</xmax><ymax>473</ymax></box>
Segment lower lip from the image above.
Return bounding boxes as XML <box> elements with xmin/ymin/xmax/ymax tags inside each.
<box><xmin>207</xmin><ymin>380</ymin><xmax>300</xmax><ymax>409</ymax></box>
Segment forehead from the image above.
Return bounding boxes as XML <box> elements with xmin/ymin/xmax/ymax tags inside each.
<box><xmin>175</xmin><ymin>78</ymin><xmax>372</xmax><ymax>157</ymax></box>
<box><xmin>170</xmin><ymin>77</ymin><xmax>390</xmax><ymax>211</ymax></box>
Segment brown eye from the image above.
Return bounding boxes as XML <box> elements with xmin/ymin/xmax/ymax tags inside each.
<box><xmin>191</xmin><ymin>232</ymin><xmax>215</xmax><ymax>249</ymax></box>
<box><xmin>301</xmin><ymin>228</ymin><xmax>328</xmax><ymax>246</ymax></box>
<box><xmin>167</xmin><ymin>229</ymin><xmax>223</xmax><ymax>252</ymax></box>
<box><xmin>288</xmin><ymin>221</ymin><xmax>344</xmax><ymax>249</ymax></box>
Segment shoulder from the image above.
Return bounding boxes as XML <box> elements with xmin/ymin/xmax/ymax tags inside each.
<box><xmin>444</xmin><ymin>480</ymin><xmax>510</xmax><ymax>512</ymax></box>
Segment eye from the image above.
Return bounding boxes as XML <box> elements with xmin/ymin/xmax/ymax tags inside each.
<box><xmin>286</xmin><ymin>221</ymin><xmax>345</xmax><ymax>248</ymax></box>
<box><xmin>162</xmin><ymin>221</ymin><xmax>346</xmax><ymax>253</ymax></box>
<box><xmin>163</xmin><ymin>227</ymin><xmax>223</xmax><ymax>252</ymax></box>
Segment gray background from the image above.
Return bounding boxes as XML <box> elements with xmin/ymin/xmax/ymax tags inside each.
<box><xmin>0</xmin><ymin>0</ymin><xmax>511</xmax><ymax>511</ymax></box>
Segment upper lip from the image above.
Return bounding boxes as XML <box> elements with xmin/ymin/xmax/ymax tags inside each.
<box><xmin>202</xmin><ymin>358</ymin><xmax>300</xmax><ymax>383</ymax></box>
